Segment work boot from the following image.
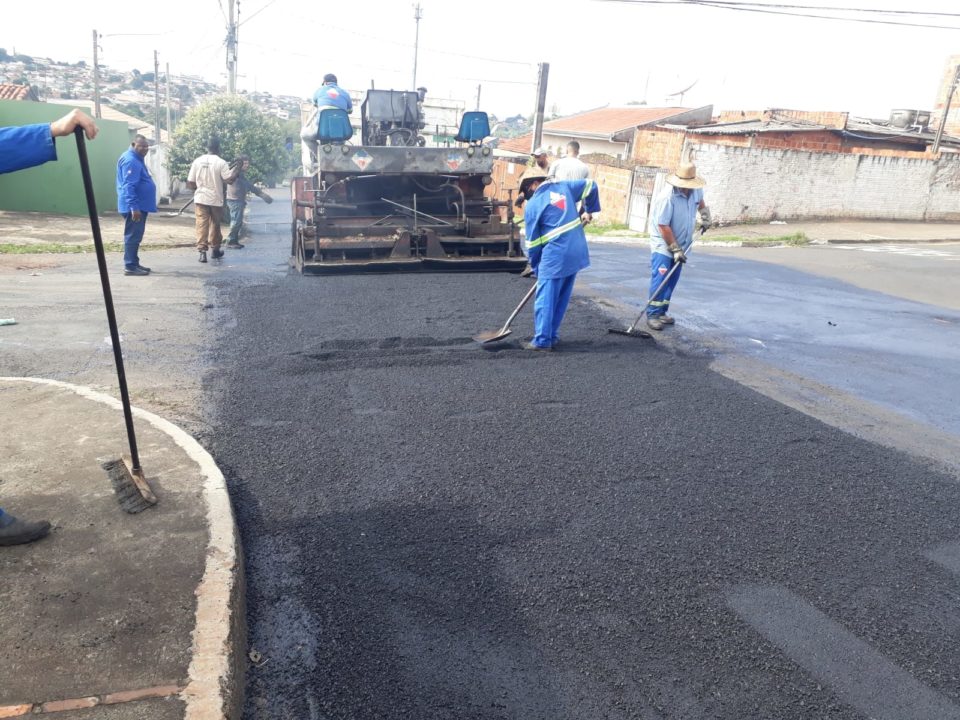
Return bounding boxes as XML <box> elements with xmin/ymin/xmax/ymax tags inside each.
<box><xmin>199</xmin><ymin>250</ymin><xmax>208</xmax><ymax>263</ymax></box>
<box><xmin>123</xmin><ymin>266</ymin><xmax>149</xmax><ymax>276</ymax></box>
<box><xmin>661</xmin><ymin>315</ymin><xmax>675</xmax><ymax>325</ymax></box>
<box><xmin>0</xmin><ymin>514</ymin><xmax>51</xmax><ymax>547</ymax></box>
<box><xmin>226</xmin><ymin>242</ymin><xmax>244</xmax><ymax>249</ymax></box>
<box><xmin>646</xmin><ymin>316</ymin><xmax>665</xmax><ymax>331</ymax></box>
<box><xmin>211</xmin><ymin>248</ymin><xmax>224</xmax><ymax>259</ymax></box>
<box><xmin>521</xmin><ymin>341</ymin><xmax>553</xmax><ymax>352</ymax></box>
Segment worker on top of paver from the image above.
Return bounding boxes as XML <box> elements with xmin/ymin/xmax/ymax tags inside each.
<box><xmin>0</xmin><ymin>107</ymin><xmax>99</xmax><ymax>546</ymax></box>
<box><xmin>647</xmin><ymin>158</ymin><xmax>711</xmax><ymax>331</ymax></box>
<box><xmin>312</xmin><ymin>73</ymin><xmax>353</xmax><ymax>113</ymax></box>
<box><xmin>549</xmin><ymin>140</ymin><xmax>590</xmax><ymax>181</ymax></box>
<box><xmin>520</xmin><ymin>166</ymin><xmax>600</xmax><ymax>351</ymax></box>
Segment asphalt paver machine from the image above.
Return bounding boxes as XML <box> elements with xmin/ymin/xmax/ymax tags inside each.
<box><xmin>292</xmin><ymin>89</ymin><xmax>525</xmax><ymax>274</ymax></box>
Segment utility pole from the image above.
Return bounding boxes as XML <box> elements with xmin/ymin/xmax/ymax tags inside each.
<box><xmin>412</xmin><ymin>3</ymin><xmax>423</xmax><ymax>90</ymax></box>
<box><xmin>92</xmin><ymin>30</ymin><xmax>102</xmax><ymax>119</ymax></box>
<box><xmin>153</xmin><ymin>50</ymin><xmax>161</xmax><ymax>145</ymax></box>
<box><xmin>476</xmin><ymin>84</ymin><xmax>481</xmax><ymax>111</ymax></box>
<box><xmin>933</xmin><ymin>62</ymin><xmax>960</xmax><ymax>154</ymax></box>
<box><xmin>531</xmin><ymin>62</ymin><xmax>549</xmax><ymax>153</ymax></box>
<box><xmin>165</xmin><ymin>62</ymin><xmax>172</xmax><ymax>136</ymax></box>
<box><xmin>226</xmin><ymin>0</ymin><xmax>238</xmax><ymax>93</ymax></box>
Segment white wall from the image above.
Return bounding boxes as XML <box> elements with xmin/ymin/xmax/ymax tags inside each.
<box><xmin>145</xmin><ymin>145</ymin><xmax>184</xmax><ymax>202</ymax></box>
<box><xmin>542</xmin><ymin>132</ymin><xmax>628</xmax><ymax>160</ymax></box>
<box><xmin>691</xmin><ymin>142</ymin><xmax>960</xmax><ymax>223</ymax></box>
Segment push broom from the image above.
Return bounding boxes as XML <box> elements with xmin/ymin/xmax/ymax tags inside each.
<box><xmin>74</xmin><ymin>128</ymin><xmax>158</xmax><ymax>513</ymax></box>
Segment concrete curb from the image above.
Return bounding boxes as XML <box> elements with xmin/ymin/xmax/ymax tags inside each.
<box><xmin>0</xmin><ymin>377</ymin><xmax>245</xmax><ymax>720</ymax></box>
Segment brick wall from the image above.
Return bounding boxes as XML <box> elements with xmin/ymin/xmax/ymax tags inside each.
<box><xmin>633</xmin><ymin>127</ymin><xmax>687</xmax><ymax>169</ymax></box>
<box><xmin>691</xmin><ymin>142</ymin><xmax>960</xmax><ymax>223</ymax></box>
<box><xmin>584</xmin><ymin>162</ymin><xmax>633</xmax><ymax>225</ymax></box>
<box><xmin>752</xmin><ymin>130</ymin><xmax>844</xmax><ymax>153</ymax></box>
<box><xmin>717</xmin><ymin>109</ymin><xmax>848</xmax><ymax>129</ymax></box>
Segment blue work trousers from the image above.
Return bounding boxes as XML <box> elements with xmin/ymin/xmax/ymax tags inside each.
<box><xmin>123</xmin><ymin>213</ymin><xmax>147</xmax><ymax>269</ymax></box>
<box><xmin>532</xmin><ymin>274</ymin><xmax>576</xmax><ymax>348</ymax></box>
<box><xmin>648</xmin><ymin>253</ymin><xmax>683</xmax><ymax>318</ymax></box>
<box><xmin>226</xmin><ymin>199</ymin><xmax>245</xmax><ymax>243</ymax></box>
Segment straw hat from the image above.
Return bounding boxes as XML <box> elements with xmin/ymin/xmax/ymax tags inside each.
<box><xmin>519</xmin><ymin>166</ymin><xmax>551</xmax><ymax>190</ymax></box>
<box><xmin>667</xmin><ymin>159</ymin><xmax>706</xmax><ymax>189</ymax></box>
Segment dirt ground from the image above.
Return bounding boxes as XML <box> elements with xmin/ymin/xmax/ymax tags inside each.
<box><xmin>0</xmin><ymin>206</ymin><xmax>201</xmax><ymax>250</ymax></box>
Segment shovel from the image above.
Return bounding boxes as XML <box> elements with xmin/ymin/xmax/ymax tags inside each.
<box><xmin>164</xmin><ymin>198</ymin><xmax>194</xmax><ymax>217</ymax></box>
<box><xmin>474</xmin><ymin>282</ymin><xmax>537</xmax><ymax>344</ymax></box>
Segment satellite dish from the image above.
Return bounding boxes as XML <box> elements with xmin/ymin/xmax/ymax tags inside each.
<box><xmin>665</xmin><ymin>79</ymin><xmax>698</xmax><ymax>105</ymax></box>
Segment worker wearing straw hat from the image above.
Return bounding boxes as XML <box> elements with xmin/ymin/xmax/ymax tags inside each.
<box><xmin>646</xmin><ymin>156</ymin><xmax>710</xmax><ymax>331</ymax></box>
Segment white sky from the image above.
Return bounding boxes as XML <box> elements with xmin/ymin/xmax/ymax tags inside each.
<box><xmin>5</xmin><ymin>1</ymin><xmax>960</xmax><ymax>120</ymax></box>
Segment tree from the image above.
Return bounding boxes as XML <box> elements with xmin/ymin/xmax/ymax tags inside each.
<box><xmin>167</xmin><ymin>94</ymin><xmax>286</xmax><ymax>185</ymax></box>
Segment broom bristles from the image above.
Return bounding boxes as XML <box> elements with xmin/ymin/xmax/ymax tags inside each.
<box><xmin>99</xmin><ymin>457</ymin><xmax>157</xmax><ymax>514</ymax></box>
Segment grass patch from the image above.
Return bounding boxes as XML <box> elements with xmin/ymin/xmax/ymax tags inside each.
<box><xmin>707</xmin><ymin>232</ymin><xmax>809</xmax><ymax>246</ymax></box>
<box><xmin>0</xmin><ymin>242</ymin><xmax>188</xmax><ymax>254</ymax></box>
<box><xmin>585</xmin><ymin>222</ymin><xmax>645</xmax><ymax>237</ymax></box>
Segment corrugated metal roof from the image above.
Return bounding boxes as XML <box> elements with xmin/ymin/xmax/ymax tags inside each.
<box><xmin>0</xmin><ymin>84</ymin><xmax>37</xmax><ymax>101</ymax></box>
<box><xmin>844</xmin><ymin>117</ymin><xmax>949</xmax><ymax>143</ymax></box>
<box><xmin>685</xmin><ymin>119</ymin><xmax>828</xmax><ymax>135</ymax></box>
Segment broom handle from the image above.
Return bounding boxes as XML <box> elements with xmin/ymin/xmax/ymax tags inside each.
<box><xmin>74</xmin><ymin>128</ymin><xmax>141</xmax><ymax>470</ymax></box>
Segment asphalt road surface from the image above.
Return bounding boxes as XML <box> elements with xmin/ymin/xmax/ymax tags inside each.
<box><xmin>206</xmin><ymin>205</ymin><xmax>960</xmax><ymax>719</ymax></box>
<box><xmin>581</xmin><ymin>241</ymin><xmax>960</xmax><ymax>439</ymax></box>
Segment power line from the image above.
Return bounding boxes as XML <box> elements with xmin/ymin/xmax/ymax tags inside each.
<box><xmin>239</xmin><ymin>0</ymin><xmax>279</xmax><ymax>27</ymax></box>
<box><xmin>594</xmin><ymin>0</ymin><xmax>960</xmax><ymax>29</ymax></box>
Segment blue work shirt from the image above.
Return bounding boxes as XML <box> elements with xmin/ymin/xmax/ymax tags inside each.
<box><xmin>649</xmin><ymin>186</ymin><xmax>703</xmax><ymax>258</ymax></box>
<box><xmin>312</xmin><ymin>83</ymin><xmax>352</xmax><ymax>112</ymax></box>
<box><xmin>116</xmin><ymin>148</ymin><xmax>158</xmax><ymax>214</ymax></box>
<box><xmin>524</xmin><ymin>178</ymin><xmax>600</xmax><ymax>280</ymax></box>
<box><xmin>0</xmin><ymin>123</ymin><xmax>56</xmax><ymax>174</ymax></box>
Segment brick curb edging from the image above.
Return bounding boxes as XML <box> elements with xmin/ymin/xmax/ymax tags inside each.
<box><xmin>0</xmin><ymin>378</ymin><xmax>246</xmax><ymax>720</ymax></box>
<box><xmin>0</xmin><ymin>685</ymin><xmax>184</xmax><ymax>717</ymax></box>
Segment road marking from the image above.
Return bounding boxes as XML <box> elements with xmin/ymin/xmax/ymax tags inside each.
<box><xmin>728</xmin><ymin>584</ymin><xmax>960</xmax><ymax>720</ymax></box>
<box><xmin>925</xmin><ymin>541</ymin><xmax>960</xmax><ymax>574</ymax></box>
<box><xmin>831</xmin><ymin>244</ymin><xmax>954</xmax><ymax>258</ymax></box>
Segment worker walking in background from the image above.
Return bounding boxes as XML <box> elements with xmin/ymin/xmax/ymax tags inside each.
<box><xmin>115</xmin><ymin>134</ymin><xmax>157</xmax><ymax>276</ymax></box>
<box><xmin>647</xmin><ymin>158</ymin><xmax>710</xmax><ymax>331</ymax></box>
<box><xmin>225</xmin><ymin>155</ymin><xmax>273</xmax><ymax>249</ymax></box>
<box><xmin>520</xmin><ymin>167</ymin><xmax>600</xmax><ymax>351</ymax></box>
<box><xmin>186</xmin><ymin>137</ymin><xmax>241</xmax><ymax>263</ymax></box>
<box><xmin>550</xmin><ymin>140</ymin><xmax>590</xmax><ymax>181</ymax></box>
<box><xmin>530</xmin><ymin>147</ymin><xmax>551</xmax><ymax>174</ymax></box>
<box><xmin>0</xmin><ymin>107</ymin><xmax>99</xmax><ymax>546</ymax></box>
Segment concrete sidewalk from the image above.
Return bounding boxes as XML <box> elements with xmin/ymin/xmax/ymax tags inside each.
<box><xmin>0</xmin><ymin>378</ymin><xmax>243</xmax><ymax>719</ymax></box>
<box><xmin>593</xmin><ymin>220</ymin><xmax>960</xmax><ymax>245</ymax></box>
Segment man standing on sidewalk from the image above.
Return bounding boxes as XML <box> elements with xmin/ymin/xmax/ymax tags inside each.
<box><xmin>186</xmin><ymin>137</ymin><xmax>240</xmax><ymax>263</ymax></box>
<box><xmin>0</xmin><ymin>107</ymin><xmax>99</xmax><ymax>545</ymax></box>
<box><xmin>520</xmin><ymin>167</ymin><xmax>600</xmax><ymax>351</ymax></box>
<box><xmin>116</xmin><ymin>135</ymin><xmax>157</xmax><ymax>276</ymax></box>
<box><xmin>549</xmin><ymin>141</ymin><xmax>590</xmax><ymax>181</ymax></box>
<box><xmin>646</xmin><ymin>159</ymin><xmax>710</xmax><ymax>331</ymax></box>
<box><xmin>225</xmin><ymin>155</ymin><xmax>272</xmax><ymax>249</ymax></box>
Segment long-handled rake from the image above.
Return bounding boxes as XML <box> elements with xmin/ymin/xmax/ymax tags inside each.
<box><xmin>608</xmin><ymin>228</ymin><xmax>705</xmax><ymax>339</ymax></box>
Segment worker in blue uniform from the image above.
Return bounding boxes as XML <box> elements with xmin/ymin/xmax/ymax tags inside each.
<box><xmin>0</xmin><ymin>108</ymin><xmax>98</xmax><ymax>547</ymax></box>
<box><xmin>312</xmin><ymin>73</ymin><xmax>353</xmax><ymax>113</ymax></box>
<box><xmin>520</xmin><ymin>166</ymin><xmax>601</xmax><ymax>351</ymax></box>
<box><xmin>647</xmin><ymin>159</ymin><xmax>710</xmax><ymax>331</ymax></box>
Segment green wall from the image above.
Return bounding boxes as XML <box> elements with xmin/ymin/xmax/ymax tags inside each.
<box><xmin>0</xmin><ymin>100</ymin><xmax>130</xmax><ymax>215</ymax></box>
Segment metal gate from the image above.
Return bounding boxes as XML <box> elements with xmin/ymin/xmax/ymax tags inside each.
<box><xmin>629</xmin><ymin>167</ymin><xmax>667</xmax><ymax>233</ymax></box>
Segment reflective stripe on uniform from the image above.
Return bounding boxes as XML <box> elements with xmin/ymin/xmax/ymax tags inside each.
<box><xmin>649</xmin><ymin>299</ymin><xmax>669</xmax><ymax>307</ymax></box>
<box><xmin>527</xmin><ymin>218</ymin><xmax>582</xmax><ymax>249</ymax></box>
<box><xmin>580</xmin><ymin>180</ymin><xmax>594</xmax><ymax>202</ymax></box>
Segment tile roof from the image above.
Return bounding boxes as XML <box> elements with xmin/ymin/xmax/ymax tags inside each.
<box><xmin>497</xmin><ymin>133</ymin><xmax>535</xmax><ymax>154</ymax></box>
<box><xmin>543</xmin><ymin>106</ymin><xmax>692</xmax><ymax>137</ymax></box>
<box><xmin>0</xmin><ymin>84</ymin><xmax>38</xmax><ymax>101</ymax></box>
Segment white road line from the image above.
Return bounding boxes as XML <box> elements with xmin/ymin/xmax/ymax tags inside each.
<box><xmin>831</xmin><ymin>244</ymin><xmax>953</xmax><ymax>258</ymax></box>
<box><xmin>925</xmin><ymin>542</ymin><xmax>960</xmax><ymax>575</ymax></box>
<box><xmin>728</xmin><ymin>584</ymin><xmax>960</xmax><ymax>720</ymax></box>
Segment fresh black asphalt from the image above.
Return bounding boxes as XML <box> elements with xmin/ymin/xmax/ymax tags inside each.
<box><xmin>204</xmin><ymin>237</ymin><xmax>960</xmax><ymax>719</ymax></box>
